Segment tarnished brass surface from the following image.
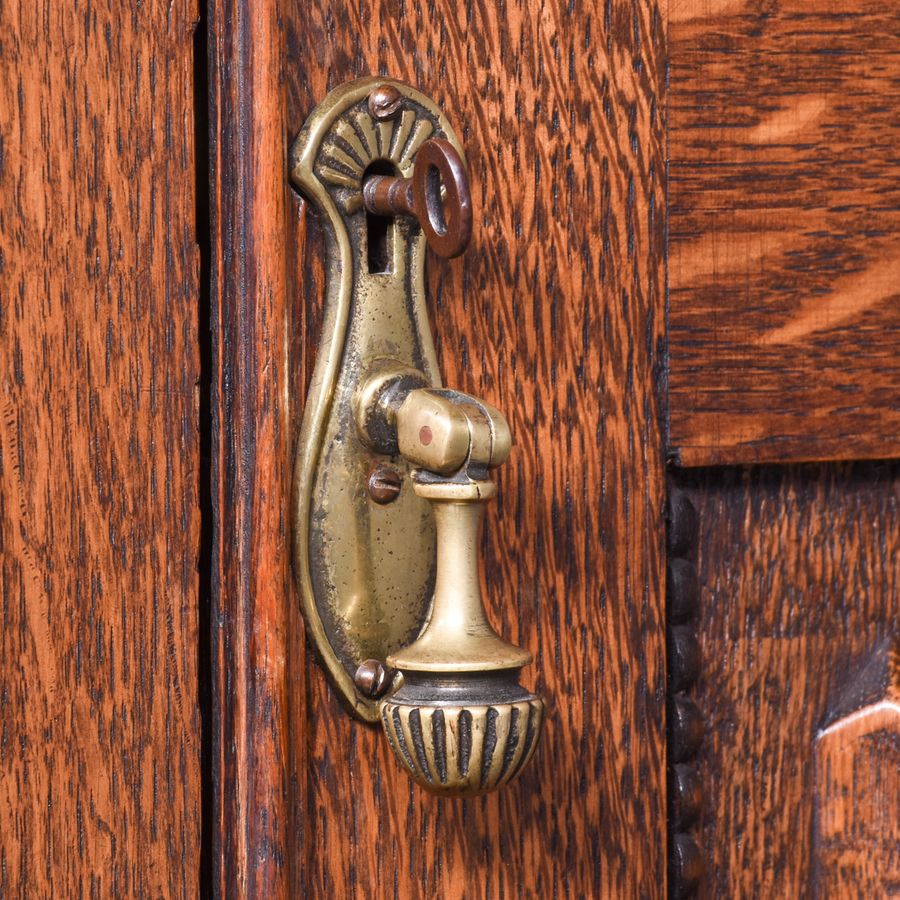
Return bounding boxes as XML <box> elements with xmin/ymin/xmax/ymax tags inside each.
<box><xmin>395</xmin><ymin>391</ymin><xmax>471</xmax><ymax>474</ymax></box>
<box><xmin>290</xmin><ymin>77</ymin><xmax>466</xmax><ymax>720</ymax></box>
<box><xmin>374</xmin><ymin>388</ymin><xmax>543</xmax><ymax>794</ymax></box>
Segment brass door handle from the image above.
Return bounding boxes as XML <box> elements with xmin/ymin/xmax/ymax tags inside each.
<box><xmin>290</xmin><ymin>77</ymin><xmax>543</xmax><ymax>796</ymax></box>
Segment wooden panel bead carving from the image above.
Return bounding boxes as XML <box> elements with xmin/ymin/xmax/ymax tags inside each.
<box><xmin>666</xmin><ymin>489</ymin><xmax>705</xmax><ymax>897</ymax></box>
<box><xmin>669</xmin><ymin>833</ymin><xmax>705</xmax><ymax>900</ymax></box>
<box><xmin>669</xmin><ymin>695</ymin><xmax>704</xmax><ymax>764</ymax></box>
<box><xmin>670</xmin><ymin>764</ymin><xmax>703</xmax><ymax>832</ymax></box>
<box><xmin>668</xmin><ymin>558</ymin><xmax>700</xmax><ymax>624</ymax></box>
<box><xmin>667</xmin><ymin>490</ymin><xmax>700</xmax><ymax>558</ymax></box>
<box><xmin>669</xmin><ymin>626</ymin><xmax>702</xmax><ymax>693</ymax></box>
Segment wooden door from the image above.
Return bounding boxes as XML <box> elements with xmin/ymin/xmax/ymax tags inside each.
<box><xmin>209</xmin><ymin>0</ymin><xmax>668</xmax><ymax>896</ymax></box>
<box><xmin>207</xmin><ymin>0</ymin><xmax>897</xmax><ymax>896</ymax></box>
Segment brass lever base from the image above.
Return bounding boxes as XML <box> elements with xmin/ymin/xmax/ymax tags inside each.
<box><xmin>292</xmin><ymin>81</ymin><xmax>543</xmax><ymax>799</ymax></box>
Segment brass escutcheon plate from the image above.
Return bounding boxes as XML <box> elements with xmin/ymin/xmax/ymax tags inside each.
<box><xmin>290</xmin><ymin>77</ymin><xmax>465</xmax><ymax>720</ymax></box>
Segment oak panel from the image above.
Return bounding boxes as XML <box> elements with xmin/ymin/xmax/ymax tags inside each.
<box><xmin>0</xmin><ymin>2</ymin><xmax>201</xmax><ymax>896</ymax></box>
<box><xmin>675</xmin><ymin>463</ymin><xmax>899</xmax><ymax>897</ymax></box>
<box><xmin>280</xmin><ymin>0</ymin><xmax>669</xmax><ymax>896</ymax></box>
<box><xmin>668</xmin><ymin>1</ymin><xmax>900</xmax><ymax>465</ymax></box>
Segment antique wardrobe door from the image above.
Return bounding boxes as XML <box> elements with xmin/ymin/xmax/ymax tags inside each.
<box><xmin>208</xmin><ymin>0</ymin><xmax>668</xmax><ymax>896</ymax></box>
<box><xmin>6</xmin><ymin>0</ymin><xmax>894</xmax><ymax>895</ymax></box>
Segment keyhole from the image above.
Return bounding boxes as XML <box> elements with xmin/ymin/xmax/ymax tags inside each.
<box><xmin>364</xmin><ymin>160</ymin><xmax>398</xmax><ymax>274</ymax></box>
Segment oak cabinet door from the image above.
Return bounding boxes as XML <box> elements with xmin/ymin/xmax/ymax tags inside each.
<box><xmin>210</xmin><ymin>0</ymin><xmax>897</xmax><ymax>897</ymax></box>
<box><xmin>209</xmin><ymin>0</ymin><xmax>667</xmax><ymax>896</ymax></box>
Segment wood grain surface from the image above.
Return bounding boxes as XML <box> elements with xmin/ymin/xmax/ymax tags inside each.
<box><xmin>813</xmin><ymin>638</ymin><xmax>900</xmax><ymax>896</ymax></box>
<box><xmin>274</xmin><ymin>0</ymin><xmax>670</xmax><ymax>896</ymax></box>
<box><xmin>0</xmin><ymin>2</ymin><xmax>202</xmax><ymax>896</ymax></box>
<box><xmin>674</xmin><ymin>463</ymin><xmax>899</xmax><ymax>898</ymax></box>
<box><xmin>668</xmin><ymin>1</ymin><xmax>900</xmax><ymax>466</ymax></box>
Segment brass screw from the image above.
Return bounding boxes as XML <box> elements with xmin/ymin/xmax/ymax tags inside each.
<box><xmin>354</xmin><ymin>659</ymin><xmax>390</xmax><ymax>698</ymax></box>
<box><xmin>368</xmin><ymin>84</ymin><xmax>403</xmax><ymax>121</ymax></box>
<box><xmin>367</xmin><ymin>465</ymin><xmax>402</xmax><ymax>504</ymax></box>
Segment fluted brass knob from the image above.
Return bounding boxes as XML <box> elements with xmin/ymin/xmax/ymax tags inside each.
<box><xmin>360</xmin><ymin>383</ymin><xmax>544</xmax><ymax>796</ymax></box>
<box><xmin>381</xmin><ymin>679</ymin><xmax>543</xmax><ymax>796</ymax></box>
